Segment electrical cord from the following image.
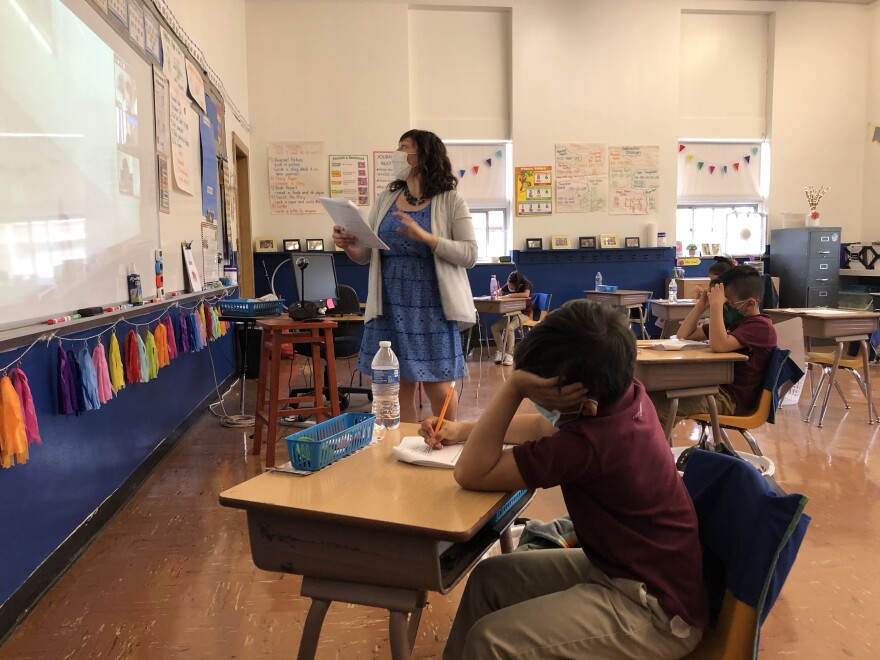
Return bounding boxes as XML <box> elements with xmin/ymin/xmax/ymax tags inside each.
<box><xmin>205</xmin><ymin>328</ymin><xmax>256</xmax><ymax>428</ymax></box>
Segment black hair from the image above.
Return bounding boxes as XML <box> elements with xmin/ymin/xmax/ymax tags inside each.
<box><xmin>708</xmin><ymin>256</ymin><xmax>735</xmax><ymax>278</ymax></box>
<box><xmin>713</xmin><ymin>265</ymin><xmax>764</xmax><ymax>302</ymax></box>
<box><xmin>514</xmin><ymin>299</ymin><xmax>636</xmax><ymax>406</ymax></box>
<box><xmin>388</xmin><ymin>129</ymin><xmax>457</xmax><ymax>198</ymax></box>
<box><xmin>506</xmin><ymin>271</ymin><xmax>529</xmax><ymax>292</ymax></box>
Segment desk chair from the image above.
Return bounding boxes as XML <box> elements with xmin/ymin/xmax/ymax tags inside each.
<box><xmin>682</xmin><ymin>449</ymin><xmax>810</xmax><ymax>659</ymax></box>
<box><xmin>290</xmin><ymin>284</ymin><xmax>371</xmax><ymax>413</ymax></box>
<box><xmin>687</xmin><ymin>348</ymin><xmax>804</xmax><ymax>457</ymax></box>
<box><xmin>805</xmin><ymin>342</ymin><xmax>880</xmax><ymax>424</ymax></box>
<box><xmin>518</xmin><ymin>292</ymin><xmax>552</xmax><ymax>337</ymax></box>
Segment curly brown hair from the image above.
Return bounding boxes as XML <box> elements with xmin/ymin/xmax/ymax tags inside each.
<box><xmin>389</xmin><ymin>129</ymin><xmax>457</xmax><ymax>199</ymax></box>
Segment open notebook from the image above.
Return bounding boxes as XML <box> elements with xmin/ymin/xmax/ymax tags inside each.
<box><xmin>393</xmin><ymin>436</ymin><xmax>465</xmax><ymax>468</ymax></box>
<box><xmin>643</xmin><ymin>339</ymin><xmax>708</xmax><ymax>351</ymax></box>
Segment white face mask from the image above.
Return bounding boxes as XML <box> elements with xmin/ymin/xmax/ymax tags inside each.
<box><xmin>533</xmin><ymin>402</ymin><xmax>584</xmax><ymax>428</ymax></box>
<box><xmin>392</xmin><ymin>150</ymin><xmax>413</xmax><ymax>180</ymax></box>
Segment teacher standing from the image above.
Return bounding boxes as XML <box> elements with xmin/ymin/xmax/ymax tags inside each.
<box><xmin>332</xmin><ymin>129</ymin><xmax>477</xmax><ymax>423</ymax></box>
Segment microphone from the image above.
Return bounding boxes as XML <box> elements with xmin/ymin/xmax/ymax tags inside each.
<box><xmin>295</xmin><ymin>257</ymin><xmax>309</xmax><ymax>270</ymax></box>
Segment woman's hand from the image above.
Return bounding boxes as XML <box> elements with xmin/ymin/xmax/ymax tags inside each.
<box><xmin>393</xmin><ymin>211</ymin><xmax>437</xmax><ymax>249</ymax></box>
<box><xmin>510</xmin><ymin>371</ymin><xmax>593</xmax><ymax>414</ymax></box>
<box><xmin>332</xmin><ymin>225</ymin><xmax>358</xmax><ymax>248</ymax></box>
<box><xmin>418</xmin><ymin>417</ymin><xmax>469</xmax><ymax>449</ymax></box>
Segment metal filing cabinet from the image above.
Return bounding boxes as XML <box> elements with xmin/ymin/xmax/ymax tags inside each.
<box><xmin>769</xmin><ymin>227</ymin><xmax>841</xmax><ymax>308</ymax></box>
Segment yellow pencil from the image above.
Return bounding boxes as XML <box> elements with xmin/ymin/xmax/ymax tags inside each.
<box><xmin>434</xmin><ymin>382</ymin><xmax>457</xmax><ymax>434</ymax></box>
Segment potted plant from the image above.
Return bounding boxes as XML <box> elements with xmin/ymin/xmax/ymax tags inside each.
<box><xmin>686</xmin><ymin>243</ymin><xmax>698</xmax><ymax>256</ymax></box>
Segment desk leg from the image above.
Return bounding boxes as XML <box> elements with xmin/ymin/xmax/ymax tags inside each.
<box><xmin>297</xmin><ymin>599</ymin><xmax>331</xmax><ymax>660</ymax></box>
<box><xmin>389</xmin><ymin>611</ymin><xmax>413</xmax><ymax>660</ymax></box>
<box><xmin>861</xmin><ymin>339</ymin><xmax>879</xmax><ymax>424</ymax></box>
<box><xmin>664</xmin><ymin>398</ymin><xmax>679</xmax><ymax>445</ymax></box>
<box><xmin>817</xmin><ymin>342</ymin><xmax>844</xmax><ymax>428</ymax></box>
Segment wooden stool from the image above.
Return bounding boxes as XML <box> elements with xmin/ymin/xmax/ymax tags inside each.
<box><xmin>253</xmin><ymin>317</ymin><xmax>341</xmax><ymax>467</ymax></box>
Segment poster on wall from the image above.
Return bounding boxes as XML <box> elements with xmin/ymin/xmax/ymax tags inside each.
<box><xmin>169</xmin><ymin>87</ymin><xmax>195</xmax><ymax>195</ymax></box>
<box><xmin>515</xmin><ymin>166</ymin><xmax>553</xmax><ymax>216</ymax></box>
<box><xmin>554</xmin><ymin>143</ymin><xmax>608</xmax><ymax>213</ymax></box>
<box><xmin>373</xmin><ymin>151</ymin><xmax>395</xmax><ymax>199</ymax></box>
<box><xmin>157</xmin><ymin>154</ymin><xmax>170</xmax><ymax>214</ymax></box>
<box><xmin>161</xmin><ymin>27</ymin><xmax>187</xmax><ymax>94</ymax></box>
<box><xmin>143</xmin><ymin>9</ymin><xmax>161</xmax><ymax>62</ymax></box>
<box><xmin>268</xmin><ymin>141</ymin><xmax>324</xmax><ymax>214</ymax></box>
<box><xmin>329</xmin><ymin>154</ymin><xmax>369</xmax><ymax>206</ymax></box>
<box><xmin>153</xmin><ymin>68</ymin><xmax>169</xmax><ymax>157</ymax></box>
<box><xmin>608</xmin><ymin>145</ymin><xmax>659</xmax><ymax>215</ymax></box>
<box><xmin>127</xmin><ymin>0</ymin><xmax>145</xmax><ymax>51</ymax></box>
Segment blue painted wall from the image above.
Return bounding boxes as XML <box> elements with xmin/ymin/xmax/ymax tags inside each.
<box><xmin>0</xmin><ymin>307</ymin><xmax>234</xmax><ymax>607</ymax></box>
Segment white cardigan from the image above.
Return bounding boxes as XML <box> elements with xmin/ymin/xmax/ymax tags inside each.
<box><xmin>354</xmin><ymin>188</ymin><xmax>478</xmax><ymax>327</ymax></box>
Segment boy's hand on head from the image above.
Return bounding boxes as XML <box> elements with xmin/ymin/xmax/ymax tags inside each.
<box><xmin>418</xmin><ymin>418</ymin><xmax>466</xmax><ymax>449</ymax></box>
<box><xmin>707</xmin><ymin>282</ymin><xmax>727</xmax><ymax>308</ymax></box>
<box><xmin>512</xmin><ymin>371</ymin><xmax>589</xmax><ymax>412</ymax></box>
<box><xmin>694</xmin><ymin>287</ymin><xmax>709</xmax><ymax>307</ymax></box>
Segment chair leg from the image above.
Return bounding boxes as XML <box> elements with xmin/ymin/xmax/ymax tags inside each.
<box><xmin>832</xmin><ymin>379</ymin><xmax>851</xmax><ymax>409</ymax></box>
<box><xmin>694</xmin><ymin>421</ymin><xmax>710</xmax><ymax>449</ymax></box>
<box><xmin>741</xmin><ymin>430</ymin><xmax>763</xmax><ymax>457</ymax></box>
<box><xmin>804</xmin><ymin>368</ymin><xmax>828</xmax><ymax>423</ymax></box>
<box><xmin>717</xmin><ymin>428</ymin><xmax>737</xmax><ymax>455</ymax></box>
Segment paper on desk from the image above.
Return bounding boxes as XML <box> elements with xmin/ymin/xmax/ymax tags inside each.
<box><xmin>393</xmin><ymin>436</ymin><xmax>464</xmax><ymax>468</ymax></box>
<box><xmin>319</xmin><ymin>197</ymin><xmax>389</xmax><ymax>249</ymax></box>
<box><xmin>643</xmin><ymin>339</ymin><xmax>708</xmax><ymax>351</ymax></box>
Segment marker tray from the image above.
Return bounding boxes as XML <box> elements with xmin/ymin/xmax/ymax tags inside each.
<box><xmin>218</xmin><ymin>298</ymin><xmax>284</xmax><ymax>317</ymax></box>
<box><xmin>286</xmin><ymin>413</ymin><xmax>376</xmax><ymax>471</ymax></box>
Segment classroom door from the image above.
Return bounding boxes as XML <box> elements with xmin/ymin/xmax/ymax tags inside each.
<box><xmin>233</xmin><ymin>133</ymin><xmax>255</xmax><ymax>297</ymax></box>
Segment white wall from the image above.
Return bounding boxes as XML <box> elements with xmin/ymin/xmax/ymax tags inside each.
<box><xmin>243</xmin><ymin>0</ymin><xmax>876</xmax><ymax>248</ymax></box>
<box><xmin>863</xmin><ymin>2</ymin><xmax>880</xmax><ymax>237</ymax></box>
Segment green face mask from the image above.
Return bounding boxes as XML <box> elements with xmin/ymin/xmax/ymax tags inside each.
<box><xmin>723</xmin><ymin>301</ymin><xmax>748</xmax><ymax>325</ymax></box>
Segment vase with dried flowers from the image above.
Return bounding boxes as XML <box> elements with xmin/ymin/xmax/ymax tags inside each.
<box><xmin>804</xmin><ymin>185</ymin><xmax>829</xmax><ymax>226</ymax></box>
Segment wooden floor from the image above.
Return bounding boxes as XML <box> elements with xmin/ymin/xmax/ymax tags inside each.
<box><xmin>2</xmin><ymin>349</ymin><xmax>879</xmax><ymax>658</ymax></box>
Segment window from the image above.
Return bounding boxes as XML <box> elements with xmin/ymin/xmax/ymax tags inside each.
<box><xmin>445</xmin><ymin>142</ymin><xmax>512</xmax><ymax>260</ymax></box>
<box><xmin>676</xmin><ymin>141</ymin><xmax>768</xmax><ymax>256</ymax></box>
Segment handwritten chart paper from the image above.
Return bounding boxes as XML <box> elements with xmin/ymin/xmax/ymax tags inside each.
<box><xmin>515</xmin><ymin>166</ymin><xmax>553</xmax><ymax>216</ymax></box>
<box><xmin>153</xmin><ymin>68</ymin><xmax>169</xmax><ymax>157</ymax></box>
<box><xmin>185</xmin><ymin>60</ymin><xmax>207</xmax><ymax>113</ymax></box>
<box><xmin>329</xmin><ymin>154</ymin><xmax>369</xmax><ymax>206</ymax></box>
<box><xmin>555</xmin><ymin>143</ymin><xmax>608</xmax><ymax>213</ymax></box>
<box><xmin>169</xmin><ymin>87</ymin><xmax>195</xmax><ymax>195</ymax></box>
<box><xmin>373</xmin><ymin>151</ymin><xmax>396</xmax><ymax>199</ymax></box>
<box><xmin>161</xmin><ymin>27</ymin><xmax>187</xmax><ymax>94</ymax></box>
<box><xmin>609</xmin><ymin>146</ymin><xmax>659</xmax><ymax>215</ymax></box>
<box><xmin>268</xmin><ymin>142</ymin><xmax>324</xmax><ymax>215</ymax></box>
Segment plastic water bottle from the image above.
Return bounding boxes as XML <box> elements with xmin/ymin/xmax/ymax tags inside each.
<box><xmin>595</xmin><ymin>271</ymin><xmax>603</xmax><ymax>291</ymax></box>
<box><xmin>489</xmin><ymin>275</ymin><xmax>500</xmax><ymax>299</ymax></box>
<box><xmin>371</xmin><ymin>341</ymin><xmax>400</xmax><ymax>430</ymax></box>
<box><xmin>668</xmin><ymin>273</ymin><xmax>678</xmax><ymax>303</ymax></box>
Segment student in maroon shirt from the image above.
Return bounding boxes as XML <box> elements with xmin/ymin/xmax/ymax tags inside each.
<box><xmin>650</xmin><ymin>265</ymin><xmax>777</xmax><ymax>420</ymax></box>
<box><xmin>420</xmin><ymin>300</ymin><xmax>708</xmax><ymax>659</ymax></box>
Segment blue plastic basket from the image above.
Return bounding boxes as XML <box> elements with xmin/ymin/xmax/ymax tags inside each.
<box><xmin>218</xmin><ymin>298</ymin><xmax>284</xmax><ymax>317</ymax></box>
<box><xmin>595</xmin><ymin>285</ymin><xmax>619</xmax><ymax>293</ymax></box>
<box><xmin>286</xmin><ymin>413</ymin><xmax>375</xmax><ymax>471</ymax></box>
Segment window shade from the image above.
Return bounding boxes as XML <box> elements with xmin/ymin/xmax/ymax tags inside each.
<box><xmin>677</xmin><ymin>142</ymin><xmax>762</xmax><ymax>203</ymax></box>
<box><xmin>445</xmin><ymin>143</ymin><xmax>509</xmax><ymax>208</ymax></box>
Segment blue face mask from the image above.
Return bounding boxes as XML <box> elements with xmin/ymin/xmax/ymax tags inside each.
<box><xmin>533</xmin><ymin>402</ymin><xmax>583</xmax><ymax>428</ymax></box>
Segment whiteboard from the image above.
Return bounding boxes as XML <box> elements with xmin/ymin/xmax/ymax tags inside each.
<box><xmin>0</xmin><ymin>0</ymin><xmax>214</xmax><ymax>331</ymax></box>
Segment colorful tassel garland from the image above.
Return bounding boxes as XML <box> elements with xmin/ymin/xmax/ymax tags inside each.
<box><xmin>57</xmin><ymin>345</ymin><xmax>77</xmax><ymax>415</ymax></box>
<box><xmin>177</xmin><ymin>314</ymin><xmax>189</xmax><ymax>354</ymax></box>
<box><xmin>144</xmin><ymin>330</ymin><xmax>159</xmax><ymax>379</ymax></box>
<box><xmin>92</xmin><ymin>342</ymin><xmax>114</xmax><ymax>404</ymax></box>
<box><xmin>164</xmin><ymin>317</ymin><xmax>178</xmax><ymax>360</ymax></box>
<box><xmin>76</xmin><ymin>347</ymin><xmax>101</xmax><ymax>410</ymax></box>
<box><xmin>187</xmin><ymin>312</ymin><xmax>200</xmax><ymax>351</ymax></box>
<box><xmin>10</xmin><ymin>368</ymin><xmax>41</xmax><ymax>445</ymax></box>
<box><xmin>0</xmin><ymin>375</ymin><xmax>28</xmax><ymax>468</ymax></box>
<box><xmin>154</xmin><ymin>322</ymin><xmax>169</xmax><ymax>368</ymax></box>
<box><xmin>109</xmin><ymin>333</ymin><xmax>125</xmax><ymax>393</ymax></box>
<box><xmin>203</xmin><ymin>303</ymin><xmax>213</xmax><ymax>342</ymax></box>
<box><xmin>136</xmin><ymin>332</ymin><xmax>149</xmax><ymax>383</ymax></box>
<box><xmin>67</xmin><ymin>350</ymin><xmax>85</xmax><ymax>414</ymax></box>
<box><xmin>125</xmin><ymin>330</ymin><xmax>141</xmax><ymax>384</ymax></box>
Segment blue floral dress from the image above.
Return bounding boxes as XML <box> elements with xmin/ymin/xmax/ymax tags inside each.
<box><xmin>358</xmin><ymin>202</ymin><xmax>466</xmax><ymax>383</ymax></box>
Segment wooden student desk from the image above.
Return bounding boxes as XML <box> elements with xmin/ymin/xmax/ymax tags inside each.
<box><xmin>636</xmin><ymin>341</ymin><xmax>748</xmax><ymax>444</ymax></box>
<box><xmin>765</xmin><ymin>308</ymin><xmax>880</xmax><ymax>427</ymax></box>
<box><xmin>585</xmin><ymin>290</ymin><xmax>652</xmax><ymax>339</ymax></box>
<box><xmin>473</xmin><ymin>296</ymin><xmax>527</xmax><ymax>357</ymax></box>
<box><xmin>648</xmin><ymin>299</ymin><xmax>708</xmax><ymax>339</ymax></box>
<box><xmin>219</xmin><ymin>423</ymin><xmax>533</xmax><ymax>660</ymax></box>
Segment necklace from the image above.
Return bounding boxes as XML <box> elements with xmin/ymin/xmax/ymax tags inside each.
<box><xmin>402</xmin><ymin>183</ymin><xmax>426</xmax><ymax>206</ymax></box>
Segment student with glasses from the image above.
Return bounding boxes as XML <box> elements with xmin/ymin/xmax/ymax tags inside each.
<box><xmin>648</xmin><ymin>265</ymin><xmax>777</xmax><ymax>421</ymax></box>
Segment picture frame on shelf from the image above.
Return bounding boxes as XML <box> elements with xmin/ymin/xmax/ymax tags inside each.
<box><xmin>599</xmin><ymin>234</ymin><xmax>620</xmax><ymax>249</ymax></box>
<box><xmin>624</xmin><ymin>236</ymin><xmax>640</xmax><ymax>248</ymax></box>
<box><xmin>701</xmin><ymin>243</ymin><xmax>711</xmax><ymax>256</ymax></box>
<box><xmin>282</xmin><ymin>238</ymin><xmax>301</xmax><ymax>252</ymax></box>
<box><xmin>306</xmin><ymin>239</ymin><xmax>325</xmax><ymax>252</ymax></box>
<box><xmin>525</xmin><ymin>238</ymin><xmax>543</xmax><ymax>250</ymax></box>
<box><xmin>551</xmin><ymin>234</ymin><xmax>572</xmax><ymax>250</ymax></box>
<box><xmin>711</xmin><ymin>243</ymin><xmax>721</xmax><ymax>256</ymax></box>
<box><xmin>255</xmin><ymin>237</ymin><xmax>277</xmax><ymax>253</ymax></box>
<box><xmin>579</xmin><ymin>236</ymin><xmax>597</xmax><ymax>249</ymax></box>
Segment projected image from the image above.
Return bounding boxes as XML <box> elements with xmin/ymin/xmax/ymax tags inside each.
<box><xmin>115</xmin><ymin>55</ymin><xmax>139</xmax><ymax>149</ymax></box>
<box><xmin>118</xmin><ymin>153</ymin><xmax>140</xmax><ymax>197</ymax></box>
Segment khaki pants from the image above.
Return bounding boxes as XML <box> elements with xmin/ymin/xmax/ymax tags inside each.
<box><xmin>648</xmin><ymin>388</ymin><xmax>735</xmax><ymax>423</ymax></box>
<box><xmin>491</xmin><ymin>313</ymin><xmax>525</xmax><ymax>356</ymax></box>
<box><xmin>444</xmin><ymin>549</ymin><xmax>702</xmax><ymax>659</ymax></box>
